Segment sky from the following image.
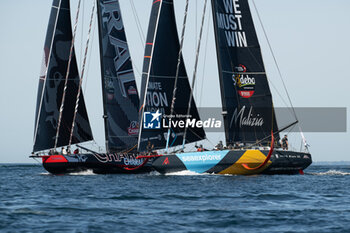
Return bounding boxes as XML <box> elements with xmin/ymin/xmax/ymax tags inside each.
<box><xmin>0</xmin><ymin>0</ymin><xmax>349</xmax><ymax>163</ymax></box>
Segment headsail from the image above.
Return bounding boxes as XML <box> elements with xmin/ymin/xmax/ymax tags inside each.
<box><xmin>33</xmin><ymin>0</ymin><xmax>93</xmax><ymax>152</ymax></box>
<box><xmin>138</xmin><ymin>0</ymin><xmax>206</xmax><ymax>152</ymax></box>
<box><xmin>211</xmin><ymin>0</ymin><xmax>279</xmax><ymax>145</ymax></box>
<box><xmin>96</xmin><ymin>0</ymin><xmax>140</xmax><ymax>152</ymax></box>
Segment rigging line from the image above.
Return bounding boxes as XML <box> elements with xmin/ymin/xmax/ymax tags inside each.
<box><xmin>194</xmin><ymin>0</ymin><xmax>197</xmax><ymax>99</ymax></box>
<box><xmin>198</xmin><ymin>10</ymin><xmax>211</xmax><ymax>108</ymax></box>
<box><xmin>243</xmin><ymin>46</ymin><xmax>292</xmax><ymax>110</ymax></box>
<box><xmin>170</xmin><ymin>110</ymin><xmax>206</xmax><ymax>143</ymax></box>
<box><xmin>33</xmin><ymin>0</ymin><xmax>63</xmax><ymax>149</ymax></box>
<box><xmin>69</xmin><ymin>0</ymin><xmax>96</xmax><ymax>146</ymax></box>
<box><xmin>137</xmin><ymin>1</ymin><xmax>163</xmax><ymax>150</ymax></box>
<box><xmin>130</xmin><ymin>0</ymin><xmax>146</xmax><ymax>46</ymax></box>
<box><xmin>182</xmin><ymin>0</ymin><xmax>208</xmax><ymax>149</ymax></box>
<box><xmin>129</xmin><ymin>0</ymin><xmax>144</xmax><ymax>76</ymax></box>
<box><xmin>83</xmin><ymin>8</ymin><xmax>97</xmax><ymax>94</ymax></box>
<box><xmin>165</xmin><ymin>0</ymin><xmax>190</xmax><ymax>152</ymax></box>
<box><xmin>252</xmin><ymin>0</ymin><xmax>298</xmax><ymax>120</ymax></box>
<box><xmin>79</xmin><ymin>0</ymin><xmax>85</xmax><ymax>68</ymax></box>
<box><xmin>195</xmin><ymin>0</ymin><xmax>198</xmax><ymax>54</ymax></box>
<box><xmin>54</xmin><ymin>0</ymin><xmax>82</xmax><ymax>150</ymax></box>
<box><xmin>205</xmin><ymin>137</ymin><xmax>215</xmax><ymax>148</ymax></box>
<box><xmin>253</xmin><ymin>120</ymin><xmax>298</xmax><ymax>147</ymax></box>
<box><xmin>242</xmin><ymin>43</ymin><xmax>294</xmax><ymax>121</ymax></box>
<box><xmin>267</xmin><ymin>74</ymin><xmax>293</xmax><ymax>109</ymax></box>
<box><xmin>244</xmin><ymin>40</ymin><xmax>294</xmax><ymax>117</ymax></box>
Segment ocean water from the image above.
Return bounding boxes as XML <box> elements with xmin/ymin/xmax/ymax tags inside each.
<box><xmin>0</xmin><ymin>164</ymin><xmax>350</xmax><ymax>233</ymax></box>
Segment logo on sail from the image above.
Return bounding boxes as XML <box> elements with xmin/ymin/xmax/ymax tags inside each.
<box><xmin>232</xmin><ymin>64</ymin><xmax>255</xmax><ymax>98</ymax></box>
<box><xmin>127</xmin><ymin>86</ymin><xmax>137</xmax><ymax>95</ymax></box>
<box><xmin>144</xmin><ymin>110</ymin><xmax>162</xmax><ymax>129</ymax></box>
<box><xmin>230</xmin><ymin>106</ymin><xmax>264</xmax><ymax>128</ymax></box>
<box><xmin>128</xmin><ymin>121</ymin><xmax>139</xmax><ymax>136</ymax></box>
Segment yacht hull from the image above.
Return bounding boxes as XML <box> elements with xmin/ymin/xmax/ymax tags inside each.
<box><xmin>151</xmin><ymin>149</ymin><xmax>312</xmax><ymax>175</ymax></box>
<box><xmin>41</xmin><ymin>153</ymin><xmax>153</xmax><ymax>175</ymax></box>
<box><xmin>40</xmin><ymin>149</ymin><xmax>311</xmax><ymax>175</ymax></box>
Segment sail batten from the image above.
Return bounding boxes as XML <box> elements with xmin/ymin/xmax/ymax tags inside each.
<box><xmin>96</xmin><ymin>0</ymin><xmax>140</xmax><ymax>153</ymax></box>
<box><xmin>33</xmin><ymin>0</ymin><xmax>93</xmax><ymax>153</ymax></box>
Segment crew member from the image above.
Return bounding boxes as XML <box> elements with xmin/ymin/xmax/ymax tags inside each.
<box><xmin>215</xmin><ymin>141</ymin><xmax>223</xmax><ymax>150</ymax></box>
<box><xmin>197</xmin><ymin>144</ymin><xmax>204</xmax><ymax>152</ymax></box>
<box><xmin>281</xmin><ymin>135</ymin><xmax>289</xmax><ymax>150</ymax></box>
<box><xmin>146</xmin><ymin>141</ymin><xmax>154</xmax><ymax>155</ymax></box>
<box><xmin>62</xmin><ymin>147</ymin><xmax>67</xmax><ymax>155</ymax></box>
<box><xmin>234</xmin><ymin>142</ymin><xmax>240</xmax><ymax>149</ymax></box>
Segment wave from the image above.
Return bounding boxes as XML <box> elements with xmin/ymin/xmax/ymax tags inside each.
<box><xmin>12</xmin><ymin>208</ymin><xmax>49</xmax><ymax>216</ymax></box>
<box><xmin>310</xmin><ymin>170</ymin><xmax>350</xmax><ymax>176</ymax></box>
<box><xmin>0</xmin><ymin>163</ymin><xmax>41</xmax><ymax>168</ymax></box>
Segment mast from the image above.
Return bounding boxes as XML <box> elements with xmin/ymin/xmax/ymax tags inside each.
<box><xmin>96</xmin><ymin>0</ymin><xmax>140</xmax><ymax>153</ymax></box>
<box><xmin>182</xmin><ymin>0</ymin><xmax>208</xmax><ymax>149</ymax></box>
<box><xmin>96</xmin><ymin>0</ymin><xmax>110</xmax><ymax>152</ymax></box>
<box><xmin>211</xmin><ymin>0</ymin><xmax>279</xmax><ymax>145</ymax></box>
<box><xmin>33</xmin><ymin>0</ymin><xmax>93</xmax><ymax>153</ymax></box>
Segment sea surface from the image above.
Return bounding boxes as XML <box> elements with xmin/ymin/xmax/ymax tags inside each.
<box><xmin>0</xmin><ymin>164</ymin><xmax>350</xmax><ymax>233</ymax></box>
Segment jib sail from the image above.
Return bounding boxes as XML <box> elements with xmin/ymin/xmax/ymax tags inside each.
<box><xmin>33</xmin><ymin>0</ymin><xmax>93</xmax><ymax>152</ymax></box>
<box><xmin>96</xmin><ymin>0</ymin><xmax>140</xmax><ymax>152</ymax></box>
<box><xmin>211</xmin><ymin>0</ymin><xmax>279</xmax><ymax>145</ymax></box>
<box><xmin>138</xmin><ymin>0</ymin><xmax>206</xmax><ymax>151</ymax></box>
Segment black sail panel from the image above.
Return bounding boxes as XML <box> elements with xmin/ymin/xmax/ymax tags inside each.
<box><xmin>96</xmin><ymin>0</ymin><xmax>140</xmax><ymax>152</ymax></box>
<box><xmin>211</xmin><ymin>0</ymin><xmax>279</xmax><ymax>145</ymax></box>
<box><xmin>33</xmin><ymin>0</ymin><xmax>93</xmax><ymax>152</ymax></box>
<box><xmin>138</xmin><ymin>0</ymin><xmax>206</xmax><ymax>151</ymax></box>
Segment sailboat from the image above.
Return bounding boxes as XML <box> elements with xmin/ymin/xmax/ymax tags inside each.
<box><xmin>31</xmin><ymin>0</ymin><xmax>151</xmax><ymax>174</ymax></box>
<box><xmin>138</xmin><ymin>0</ymin><xmax>312</xmax><ymax>175</ymax></box>
<box><xmin>31</xmin><ymin>0</ymin><xmax>312</xmax><ymax>175</ymax></box>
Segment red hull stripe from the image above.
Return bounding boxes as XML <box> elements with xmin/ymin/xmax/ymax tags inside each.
<box><xmin>153</xmin><ymin>0</ymin><xmax>161</xmax><ymax>4</ymax></box>
<box><xmin>42</xmin><ymin>155</ymin><xmax>68</xmax><ymax>163</ymax></box>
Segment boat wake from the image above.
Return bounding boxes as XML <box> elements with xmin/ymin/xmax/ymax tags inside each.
<box><xmin>39</xmin><ymin>172</ymin><xmax>51</xmax><ymax>176</ymax></box>
<box><xmin>40</xmin><ymin>170</ymin><xmax>96</xmax><ymax>176</ymax></box>
<box><xmin>310</xmin><ymin>170</ymin><xmax>350</xmax><ymax>176</ymax></box>
<box><xmin>68</xmin><ymin>170</ymin><xmax>96</xmax><ymax>176</ymax></box>
<box><xmin>165</xmin><ymin>170</ymin><xmax>208</xmax><ymax>176</ymax></box>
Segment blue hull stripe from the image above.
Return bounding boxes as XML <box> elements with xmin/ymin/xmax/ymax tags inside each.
<box><xmin>176</xmin><ymin>150</ymin><xmax>229</xmax><ymax>173</ymax></box>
